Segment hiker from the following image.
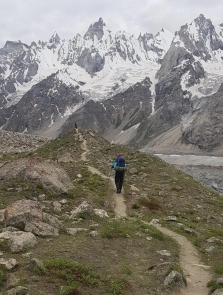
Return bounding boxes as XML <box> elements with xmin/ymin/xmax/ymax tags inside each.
<box><xmin>74</xmin><ymin>123</ymin><xmax>78</xmax><ymax>133</ymax></box>
<box><xmin>111</xmin><ymin>153</ymin><xmax>126</xmax><ymax>194</ymax></box>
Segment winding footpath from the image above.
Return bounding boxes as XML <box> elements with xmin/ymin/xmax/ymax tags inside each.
<box><xmin>79</xmin><ymin>133</ymin><xmax>212</xmax><ymax>294</ymax></box>
<box><xmin>80</xmin><ymin>134</ymin><xmax>127</xmax><ymax>218</ymax></box>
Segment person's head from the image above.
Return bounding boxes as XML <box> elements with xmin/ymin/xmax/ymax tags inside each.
<box><xmin>117</xmin><ymin>153</ymin><xmax>123</xmax><ymax>157</ymax></box>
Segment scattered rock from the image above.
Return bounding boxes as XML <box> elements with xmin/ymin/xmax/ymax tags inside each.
<box><xmin>53</xmin><ymin>201</ymin><xmax>62</xmax><ymax>213</ymax></box>
<box><xmin>164</xmin><ymin>216</ymin><xmax>177</xmax><ymax>221</ymax></box>
<box><xmin>89</xmin><ymin>231</ymin><xmax>99</xmax><ymax>237</ymax></box>
<box><xmin>6</xmin><ymin>273</ymin><xmax>20</xmax><ymax>289</ymax></box>
<box><xmin>0</xmin><ymin>209</ymin><xmax>5</xmax><ymax>222</ymax></box>
<box><xmin>0</xmin><ymin>258</ymin><xmax>18</xmax><ymax>270</ymax></box>
<box><xmin>5</xmin><ymin>200</ymin><xmax>43</xmax><ymax>230</ymax></box>
<box><xmin>0</xmin><ymin>157</ymin><xmax>74</xmax><ymax>194</ymax></box>
<box><xmin>70</xmin><ymin>201</ymin><xmax>93</xmax><ymax>218</ymax></box>
<box><xmin>164</xmin><ymin>270</ymin><xmax>185</xmax><ymax>287</ymax></box>
<box><xmin>157</xmin><ymin>250</ymin><xmax>171</xmax><ymax>257</ymax></box>
<box><xmin>57</xmin><ymin>152</ymin><xmax>74</xmax><ymax>163</ymax></box>
<box><xmin>205</xmin><ymin>246</ymin><xmax>215</xmax><ymax>252</ymax></box>
<box><xmin>207</xmin><ymin>237</ymin><xmax>219</xmax><ymax>243</ymax></box>
<box><xmin>93</xmin><ymin>209</ymin><xmax>109</xmax><ymax>218</ymax></box>
<box><xmin>129</xmin><ymin>168</ymin><xmax>138</xmax><ymax>175</ymax></box>
<box><xmin>66</xmin><ymin>228</ymin><xmax>88</xmax><ymax>235</ymax></box>
<box><xmin>0</xmin><ymin>230</ymin><xmax>37</xmax><ymax>253</ymax></box>
<box><xmin>4</xmin><ymin>286</ymin><xmax>28</xmax><ymax>295</ymax></box>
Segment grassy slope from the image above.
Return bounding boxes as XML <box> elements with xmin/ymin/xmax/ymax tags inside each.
<box><xmin>0</xmin><ymin>129</ymin><xmax>223</xmax><ymax>294</ymax></box>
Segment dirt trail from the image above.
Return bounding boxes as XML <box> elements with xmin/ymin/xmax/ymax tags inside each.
<box><xmin>80</xmin><ymin>134</ymin><xmax>127</xmax><ymax>218</ymax></box>
<box><xmin>79</xmin><ymin>133</ymin><xmax>212</xmax><ymax>293</ymax></box>
<box><xmin>154</xmin><ymin>224</ymin><xmax>212</xmax><ymax>295</ymax></box>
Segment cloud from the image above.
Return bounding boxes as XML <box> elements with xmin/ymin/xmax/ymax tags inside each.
<box><xmin>0</xmin><ymin>0</ymin><xmax>222</xmax><ymax>47</ymax></box>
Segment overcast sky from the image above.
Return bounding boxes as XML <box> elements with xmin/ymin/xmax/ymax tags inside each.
<box><xmin>1</xmin><ymin>0</ymin><xmax>223</xmax><ymax>47</ymax></box>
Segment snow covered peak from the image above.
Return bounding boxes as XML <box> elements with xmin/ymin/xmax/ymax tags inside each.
<box><xmin>84</xmin><ymin>17</ymin><xmax>107</xmax><ymax>41</ymax></box>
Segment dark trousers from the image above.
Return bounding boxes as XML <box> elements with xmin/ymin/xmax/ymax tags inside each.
<box><xmin>115</xmin><ymin>171</ymin><xmax>125</xmax><ymax>192</ymax></box>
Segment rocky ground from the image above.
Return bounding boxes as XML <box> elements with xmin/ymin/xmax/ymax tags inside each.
<box><xmin>156</xmin><ymin>154</ymin><xmax>223</xmax><ymax>195</ymax></box>
<box><xmin>0</xmin><ymin>130</ymin><xmax>223</xmax><ymax>295</ymax></box>
<box><xmin>0</xmin><ymin>130</ymin><xmax>49</xmax><ymax>155</ymax></box>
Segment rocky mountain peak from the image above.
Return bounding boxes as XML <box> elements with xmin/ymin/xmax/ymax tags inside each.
<box><xmin>1</xmin><ymin>40</ymin><xmax>29</xmax><ymax>55</ymax></box>
<box><xmin>84</xmin><ymin>17</ymin><xmax>106</xmax><ymax>40</ymax></box>
<box><xmin>48</xmin><ymin>32</ymin><xmax>61</xmax><ymax>49</ymax></box>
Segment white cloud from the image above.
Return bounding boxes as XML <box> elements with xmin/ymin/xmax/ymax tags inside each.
<box><xmin>0</xmin><ymin>0</ymin><xmax>222</xmax><ymax>47</ymax></box>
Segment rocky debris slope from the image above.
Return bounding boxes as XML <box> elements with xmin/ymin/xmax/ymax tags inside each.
<box><xmin>0</xmin><ymin>130</ymin><xmax>49</xmax><ymax>155</ymax></box>
<box><xmin>0</xmin><ymin>157</ymin><xmax>74</xmax><ymax>194</ymax></box>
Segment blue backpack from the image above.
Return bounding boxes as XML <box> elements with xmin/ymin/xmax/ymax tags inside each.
<box><xmin>114</xmin><ymin>156</ymin><xmax>127</xmax><ymax>171</ymax></box>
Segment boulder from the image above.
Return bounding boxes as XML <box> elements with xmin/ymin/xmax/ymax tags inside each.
<box><xmin>4</xmin><ymin>286</ymin><xmax>28</xmax><ymax>295</ymax></box>
<box><xmin>25</xmin><ymin>221</ymin><xmax>59</xmax><ymax>237</ymax></box>
<box><xmin>0</xmin><ymin>157</ymin><xmax>73</xmax><ymax>193</ymax></box>
<box><xmin>0</xmin><ymin>230</ymin><xmax>37</xmax><ymax>253</ymax></box>
<box><xmin>0</xmin><ymin>258</ymin><xmax>18</xmax><ymax>269</ymax></box>
<box><xmin>6</xmin><ymin>273</ymin><xmax>20</xmax><ymax>289</ymax></box>
<box><xmin>70</xmin><ymin>201</ymin><xmax>94</xmax><ymax>218</ymax></box>
<box><xmin>5</xmin><ymin>200</ymin><xmax>43</xmax><ymax>230</ymax></box>
<box><xmin>164</xmin><ymin>270</ymin><xmax>185</xmax><ymax>287</ymax></box>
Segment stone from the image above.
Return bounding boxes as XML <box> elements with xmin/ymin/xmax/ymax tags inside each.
<box><xmin>70</xmin><ymin>201</ymin><xmax>93</xmax><ymax>218</ymax></box>
<box><xmin>25</xmin><ymin>221</ymin><xmax>59</xmax><ymax>237</ymax></box>
<box><xmin>164</xmin><ymin>216</ymin><xmax>177</xmax><ymax>221</ymax></box>
<box><xmin>207</xmin><ymin>237</ymin><xmax>219</xmax><ymax>243</ymax></box>
<box><xmin>0</xmin><ymin>157</ymin><xmax>74</xmax><ymax>194</ymax></box>
<box><xmin>93</xmin><ymin>209</ymin><xmax>109</xmax><ymax>218</ymax></box>
<box><xmin>0</xmin><ymin>230</ymin><xmax>37</xmax><ymax>253</ymax></box>
<box><xmin>6</xmin><ymin>273</ymin><xmax>19</xmax><ymax>289</ymax></box>
<box><xmin>0</xmin><ymin>209</ymin><xmax>5</xmax><ymax>222</ymax></box>
<box><xmin>129</xmin><ymin>168</ymin><xmax>138</xmax><ymax>175</ymax></box>
<box><xmin>53</xmin><ymin>201</ymin><xmax>62</xmax><ymax>213</ymax></box>
<box><xmin>4</xmin><ymin>286</ymin><xmax>28</xmax><ymax>295</ymax></box>
<box><xmin>164</xmin><ymin>270</ymin><xmax>185</xmax><ymax>287</ymax></box>
<box><xmin>0</xmin><ymin>258</ymin><xmax>18</xmax><ymax>270</ymax></box>
<box><xmin>157</xmin><ymin>250</ymin><xmax>171</xmax><ymax>257</ymax></box>
<box><xmin>5</xmin><ymin>200</ymin><xmax>43</xmax><ymax>230</ymax></box>
<box><xmin>205</xmin><ymin>246</ymin><xmax>215</xmax><ymax>252</ymax></box>
<box><xmin>89</xmin><ymin>231</ymin><xmax>99</xmax><ymax>237</ymax></box>
<box><xmin>66</xmin><ymin>228</ymin><xmax>88</xmax><ymax>235</ymax></box>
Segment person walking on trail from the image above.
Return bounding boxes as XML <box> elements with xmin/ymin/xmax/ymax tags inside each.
<box><xmin>111</xmin><ymin>153</ymin><xmax>126</xmax><ymax>194</ymax></box>
<box><xmin>74</xmin><ymin>123</ymin><xmax>78</xmax><ymax>133</ymax></box>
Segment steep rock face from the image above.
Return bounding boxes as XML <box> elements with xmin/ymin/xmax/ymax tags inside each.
<box><xmin>182</xmin><ymin>83</ymin><xmax>223</xmax><ymax>151</ymax></box>
<box><xmin>59</xmin><ymin>77</ymin><xmax>153</xmax><ymax>137</ymax></box>
<box><xmin>128</xmin><ymin>15</ymin><xmax>223</xmax><ymax>149</ymax></box>
<box><xmin>1</xmin><ymin>73</ymin><xmax>84</xmax><ymax>135</ymax></box>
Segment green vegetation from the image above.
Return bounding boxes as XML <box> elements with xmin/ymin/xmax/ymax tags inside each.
<box><xmin>1</xmin><ymin>129</ymin><xmax>223</xmax><ymax>294</ymax></box>
<box><xmin>44</xmin><ymin>259</ymin><xmax>99</xmax><ymax>294</ymax></box>
<box><xmin>108</xmin><ymin>279</ymin><xmax>124</xmax><ymax>295</ymax></box>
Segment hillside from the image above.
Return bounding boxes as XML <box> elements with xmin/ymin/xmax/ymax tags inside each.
<box><xmin>0</xmin><ymin>130</ymin><xmax>223</xmax><ymax>294</ymax></box>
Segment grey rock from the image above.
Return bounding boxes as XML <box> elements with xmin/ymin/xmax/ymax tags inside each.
<box><xmin>4</xmin><ymin>286</ymin><xmax>28</xmax><ymax>295</ymax></box>
<box><xmin>70</xmin><ymin>201</ymin><xmax>94</xmax><ymax>218</ymax></box>
<box><xmin>0</xmin><ymin>258</ymin><xmax>18</xmax><ymax>269</ymax></box>
<box><xmin>6</xmin><ymin>273</ymin><xmax>19</xmax><ymax>289</ymax></box>
<box><xmin>164</xmin><ymin>270</ymin><xmax>185</xmax><ymax>287</ymax></box>
<box><xmin>0</xmin><ymin>231</ymin><xmax>37</xmax><ymax>253</ymax></box>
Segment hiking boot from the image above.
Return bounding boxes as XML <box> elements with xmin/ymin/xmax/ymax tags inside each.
<box><xmin>117</xmin><ymin>189</ymin><xmax>121</xmax><ymax>194</ymax></box>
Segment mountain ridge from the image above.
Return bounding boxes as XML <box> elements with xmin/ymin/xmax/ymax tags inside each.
<box><xmin>0</xmin><ymin>14</ymin><xmax>223</xmax><ymax>153</ymax></box>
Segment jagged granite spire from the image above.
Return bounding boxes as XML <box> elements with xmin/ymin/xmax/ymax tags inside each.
<box><xmin>49</xmin><ymin>32</ymin><xmax>61</xmax><ymax>44</ymax></box>
<box><xmin>84</xmin><ymin>17</ymin><xmax>106</xmax><ymax>40</ymax></box>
